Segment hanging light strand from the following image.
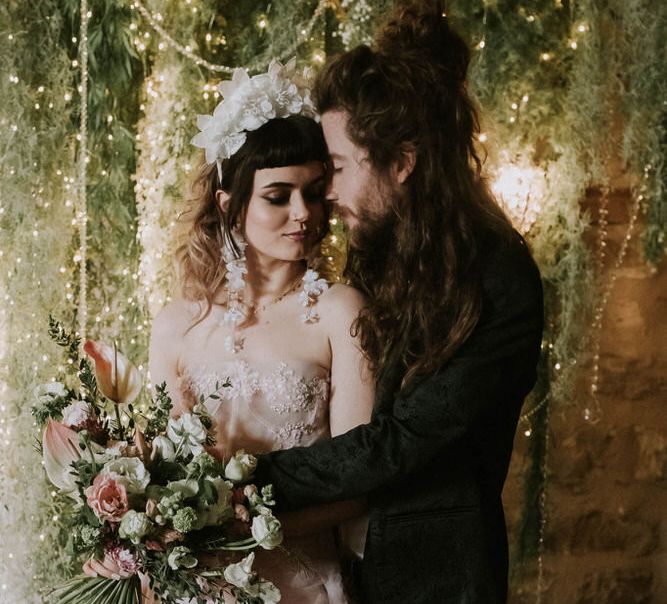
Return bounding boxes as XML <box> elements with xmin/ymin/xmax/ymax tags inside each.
<box><xmin>77</xmin><ymin>0</ymin><xmax>89</xmax><ymax>343</ymax></box>
<box><xmin>584</xmin><ymin>172</ymin><xmax>645</xmax><ymax>423</ymax></box>
<box><xmin>131</xmin><ymin>0</ymin><xmax>330</xmax><ymax>73</ymax></box>
<box><xmin>535</xmin><ymin>395</ymin><xmax>552</xmax><ymax>604</ymax></box>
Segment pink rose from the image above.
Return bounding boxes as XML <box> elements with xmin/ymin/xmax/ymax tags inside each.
<box><xmin>234</xmin><ymin>504</ymin><xmax>250</xmax><ymax>523</ymax></box>
<box><xmin>85</xmin><ymin>474</ymin><xmax>129</xmax><ymax>522</ymax></box>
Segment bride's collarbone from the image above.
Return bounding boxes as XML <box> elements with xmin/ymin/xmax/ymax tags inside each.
<box><xmin>184</xmin><ymin>302</ymin><xmax>330</xmax><ymax>360</ymax></box>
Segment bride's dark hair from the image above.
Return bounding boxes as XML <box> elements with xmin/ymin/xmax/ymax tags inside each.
<box><xmin>177</xmin><ymin>115</ymin><xmax>329</xmax><ymax>323</ymax></box>
<box><xmin>314</xmin><ymin>0</ymin><xmax>513</xmax><ymax>391</ymax></box>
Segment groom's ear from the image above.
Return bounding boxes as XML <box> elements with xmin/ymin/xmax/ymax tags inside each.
<box><xmin>215</xmin><ymin>189</ymin><xmax>231</xmax><ymax>213</ymax></box>
<box><xmin>393</xmin><ymin>143</ymin><xmax>417</xmax><ymax>185</ymax></box>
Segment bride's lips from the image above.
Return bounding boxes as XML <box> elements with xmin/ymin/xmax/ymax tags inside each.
<box><xmin>283</xmin><ymin>230</ymin><xmax>308</xmax><ymax>241</ymax></box>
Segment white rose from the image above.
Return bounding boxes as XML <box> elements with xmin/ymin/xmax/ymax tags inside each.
<box><xmin>34</xmin><ymin>381</ymin><xmax>67</xmax><ymax>402</ymax></box>
<box><xmin>167</xmin><ymin>414</ymin><xmax>207</xmax><ymax>458</ymax></box>
<box><xmin>251</xmin><ymin>512</ymin><xmax>283</xmax><ymax>550</ymax></box>
<box><xmin>224</xmin><ymin>450</ymin><xmax>257</xmax><ymax>482</ymax></box>
<box><xmin>61</xmin><ymin>400</ymin><xmax>92</xmax><ymax>428</ymax></box>
<box><xmin>101</xmin><ymin>456</ymin><xmax>151</xmax><ymax>494</ymax></box>
<box><xmin>223</xmin><ymin>552</ymin><xmax>256</xmax><ymax>590</ymax></box>
<box><xmin>118</xmin><ymin>510</ymin><xmax>151</xmax><ymax>544</ymax></box>
<box><xmin>151</xmin><ymin>435</ymin><xmax>176</xmax><ymax>462</ymax></box>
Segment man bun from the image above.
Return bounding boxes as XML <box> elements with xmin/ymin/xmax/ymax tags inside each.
<box><xmin>375</xmin><ymin>0</ymin><xmax>469</xmax><ymax>86</ymax></box>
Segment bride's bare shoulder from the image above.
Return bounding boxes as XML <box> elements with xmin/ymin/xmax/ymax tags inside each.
<box><xmin>151</xmin><ymin>297</ymin><xmax>200</xmax><ymax>338</ymax></box>
<box><xmin>318</xmin><ymin>282</ymin><xmax>366</xmax><ymax>327</ymax></box>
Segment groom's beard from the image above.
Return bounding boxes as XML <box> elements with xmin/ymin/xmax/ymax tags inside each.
<box><xmin>345</xmin><ymin>197</ymin><xmax>399</xmax><ymax>297</ymax></box>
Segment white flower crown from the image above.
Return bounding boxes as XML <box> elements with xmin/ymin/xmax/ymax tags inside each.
<box><xmin>191</xmin><ymin>58</ymin><xmax>319</xmax><ymax>176</ymax></box>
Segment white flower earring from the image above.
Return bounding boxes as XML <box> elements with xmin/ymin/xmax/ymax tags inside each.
<box><xmin>299</xmin><ymin>268</ymin><xmax>329</xmax><ymax>323</ymax></box>
<box><xmin>221</xmin><ymin>229</ymin><xmax>248</xmax><ymax>353</ymax></box>
<box><xmin>219</xmin><ymin>229</ymin><xmax>329</xmax><ymax>353</ymax></box>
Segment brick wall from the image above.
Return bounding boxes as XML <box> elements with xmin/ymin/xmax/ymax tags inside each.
<box><xmin>505</xmin><ymin>188</ymin><xmax>667</xmax><ymax>604</ymax></box>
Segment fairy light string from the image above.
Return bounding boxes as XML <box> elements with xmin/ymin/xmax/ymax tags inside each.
<box><xmin>131</xmin><ymin>0</ymin><xmax>330</xmax><ymax>73</ymax></box>
<box><xmin>77</xmin><ymin>0</ymin><xmax>89</xmax><ymax>343</ymax></box>
<box><xmin>585</xmin><ymin>170</ymin><xmax>647</xmax><ymax>422</ymax></box>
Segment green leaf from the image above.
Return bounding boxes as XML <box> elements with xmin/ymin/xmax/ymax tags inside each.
<box><xmin>198</xmin><ymin>478</ymin><xmax>218</xmax><ymax>505</ymax></box>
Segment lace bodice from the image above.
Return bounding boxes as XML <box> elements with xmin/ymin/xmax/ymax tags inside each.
<box><xmin>179</xmin><ymin>359</ymin><xmax>331</xmax><ymax>458</ymax></box>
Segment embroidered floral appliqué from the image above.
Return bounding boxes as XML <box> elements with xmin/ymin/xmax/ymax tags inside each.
<box><xmin>261</xmin><ymin>362</ymin><xmax>330</xmax><ymax>415</ymax></box>
<box><xmin>183</xmin><ymin>361</ymin><xmax>330</xmax><ymax>450</ymax></box>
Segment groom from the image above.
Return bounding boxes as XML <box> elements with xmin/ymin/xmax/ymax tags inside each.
<box><xmin>255</xmin><ymin>5</ymin><xmax>544</xmax><ymax>603</ymax></box>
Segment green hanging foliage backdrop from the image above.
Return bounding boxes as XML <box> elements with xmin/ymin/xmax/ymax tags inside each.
<box><xmin>0</xmin><ymin>0</ymin><xmax>665</xmax><ymax>601</ymax></box>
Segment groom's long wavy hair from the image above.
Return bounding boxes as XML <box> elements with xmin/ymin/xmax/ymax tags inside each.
<box><xmin>314</xmin><ymin>0</ymin><xmax>514</xmax><ymax>391</ymax></box>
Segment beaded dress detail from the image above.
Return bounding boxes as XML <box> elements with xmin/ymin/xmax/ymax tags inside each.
<box><xmin>179</xmin><ymin>359</ymin><xmax>349</xmax><ymax>604</ymax></box>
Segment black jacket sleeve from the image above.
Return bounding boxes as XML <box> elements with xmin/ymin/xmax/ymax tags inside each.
<box><xmin>254</xmin><ymin>234</ymin><xmax>544</xmax><ymax>510</ymax></box>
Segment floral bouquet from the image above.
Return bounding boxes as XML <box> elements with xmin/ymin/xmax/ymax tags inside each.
<box><xmin>34</xmin><ymin>318</ymin><xmax>282</xmax><ymax>603</ymax></box>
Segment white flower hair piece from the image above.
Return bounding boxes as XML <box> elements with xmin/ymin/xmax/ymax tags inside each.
<box><xmin>191</xmin><ymin>58</ymin><xmax>319</xmax><ymax>177</ymax></box>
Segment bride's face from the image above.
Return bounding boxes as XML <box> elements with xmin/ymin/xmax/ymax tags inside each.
<box><xmin>243</xmin><ymin>161</ymin><xmax>327</xmax><ymax>263</ymax></box>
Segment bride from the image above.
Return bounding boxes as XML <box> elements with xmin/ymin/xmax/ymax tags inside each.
<box><xmin>148</xmin><ymin>61</ymin><xmax>374</xmax><ymax>602</ymax></box>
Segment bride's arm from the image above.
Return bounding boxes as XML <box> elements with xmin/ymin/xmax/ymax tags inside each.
<box><xmin>324</xmin><ymin>284</ymin><xmax>375</xmax><ymax>437</ymax></box>
<box><xmin>148</xmin><ymin>299</ymin><xmax>194</xmax><ymax>416</ymax></box>
<box><xmin>279</xmin><ymin>284</ymin><xmax>374</xmax><ymax>537</ymax></box>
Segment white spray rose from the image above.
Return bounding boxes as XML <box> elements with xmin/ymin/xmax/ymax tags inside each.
<box><xmin>34</xmin><ymin>381</ymin><xmax>68</xmax><ymax>401</ymax></box>
<box><xmin>167</xmin><ymin>414</ymin><xmax>207</xmax><ymax>458</ymax></box>
<box><xmin>224</xmin><ymin>450</ymin><xmax>257</xmax><ymax>482</ymax></box>
<box><xmin>251</xmin><ymin>512</ymin><xmax>283</xmax><ymax>550</ymax></box>
<box><xmin>101</xmin><ymin>456</ymin><xmax>150</xmax><ymax>494</ymax></box>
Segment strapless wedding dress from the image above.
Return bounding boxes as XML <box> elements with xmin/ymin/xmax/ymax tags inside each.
<box><xmin>180</xmin><ymin>359</ymin><xmax>349</xmax><ymax>604</ymax></box>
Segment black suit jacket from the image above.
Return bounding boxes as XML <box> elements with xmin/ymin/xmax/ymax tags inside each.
<box><xmin>255</xmin><ymin>230</ymin><xmax>544</xmax><ymax>604</ymax></box>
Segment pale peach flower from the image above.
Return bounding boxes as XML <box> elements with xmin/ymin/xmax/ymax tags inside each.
<box><xmin>83</xmin><ymin>340</ymin><xmax>141</xmax><ymax>406</ymax></box>
<box><xmin>42</xmin><ymin>419</ymin><xmax>82</xmax><ymax>495</ymax></box>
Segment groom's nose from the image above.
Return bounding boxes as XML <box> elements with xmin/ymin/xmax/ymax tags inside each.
<box><xmin>325</xmin><ymin>180</ymin><xmax>338</xmax><ymax>203</ymax></box>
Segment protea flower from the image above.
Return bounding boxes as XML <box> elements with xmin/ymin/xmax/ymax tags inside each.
<box><xmin>83</xmin><ymin>340</ymin><xmax>141</xmax><ymax>406</ymax></box>
<box><xmin>42</xmin><ymin>419</ymin><xmax>82</xmax><ymax>495</ymax></box>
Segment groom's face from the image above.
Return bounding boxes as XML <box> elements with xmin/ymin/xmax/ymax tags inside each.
<box><xmin>321</xmin><ymin>110</ymin><xmax>386</xmax><ymax>234</ymax></box>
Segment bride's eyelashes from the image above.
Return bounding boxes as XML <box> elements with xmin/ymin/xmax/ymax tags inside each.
<box><xmin>263</xmin><ymin>195</ymin><xmax>290</xmax><ymax>205</ymax></box>
<box><xmin>261</xmin><ymin>188</ymin><xmax>326</xmax><ymax>206</ymax></box>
